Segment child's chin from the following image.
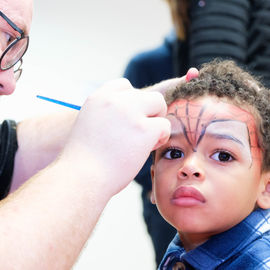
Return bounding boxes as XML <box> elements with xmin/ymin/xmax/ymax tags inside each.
<box><xmin>170</xmin><ymin>216</ymin><xmax>215</xmax><ymax>235</ymax></box>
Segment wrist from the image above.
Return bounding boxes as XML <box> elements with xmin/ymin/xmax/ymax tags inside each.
<box><xmin>55</xmin><ymin>149</ymin><xmax>114</xmax><ymax>204</ymax></box>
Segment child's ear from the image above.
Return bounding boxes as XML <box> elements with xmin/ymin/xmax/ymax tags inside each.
<box><xmin>257</xmin><ymin>172</ymin><xmax>270</xmax><ymax>209</ymax></box>
<box><xmin>150</xmin><ymin>165</ymin><xmax>156</xmax><ymax>204</ymax></box>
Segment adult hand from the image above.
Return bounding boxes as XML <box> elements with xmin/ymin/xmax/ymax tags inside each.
<box><xmin>61</xmin><ymin>78</ymin><xmax>171</xmax><ymax>197</ymax></box>
<box><xmin>144</xmin><ymin>67</ymin><xmax>199</xmax><ymax>95</ymax></box>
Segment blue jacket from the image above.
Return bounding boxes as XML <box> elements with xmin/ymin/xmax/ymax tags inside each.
<box><xmin>124</xmin><ymin>31</ymin><xmax>176</xmax><ymax>89</ymax></box>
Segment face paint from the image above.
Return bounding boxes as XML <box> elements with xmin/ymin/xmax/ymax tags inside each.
<box><xmin>167</xmin><ymin>99</ymin><xmax>261</xmax><ymax>165</ymax></box>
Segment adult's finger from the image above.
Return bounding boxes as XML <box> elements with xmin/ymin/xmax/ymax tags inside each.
<box><xmin>143</xmin><ymin>77</ymin><xmax>185</xmax><ymax>95</ymax></box>
<box><xmin>133</xmin><ymin>91</ymin><xmax>167</xmax><ymax>117</ymax></box>
<box><xmin>186</xmin><ymin>67</ymin><xmax>199</xmax><ymax>82</ymax></box>
<box><xmin>143</xmin><ymin>116</ymin><xmax>171</xmax><ymax>151</ymax></box>
<box><xmin>143</xmin><ymin>67</ymin><xmax>199</xmax><ymax>95</ymax></box>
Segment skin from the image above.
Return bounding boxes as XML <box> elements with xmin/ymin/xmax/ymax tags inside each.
<box><xmin>0</xmin><ymin>0</ymin><xmax>32</xmax><ymax>95</ymax></box>
<box><xmin>0</xmin><ymin>0</ymin><xmax>33</xmax><ymax>33</ymax></box>
<box><xmin>151</xmin><ymin>96</ymin><xmax>270</xmax><ymax>251</ymax></box>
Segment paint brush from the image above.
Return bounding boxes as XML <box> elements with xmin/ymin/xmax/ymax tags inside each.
<box><xmin>36</xmin><ymin>95</ymin><xmax>81</xmax><ymax>110</ymax></box>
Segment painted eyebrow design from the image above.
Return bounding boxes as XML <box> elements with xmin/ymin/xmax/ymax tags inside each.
<box><xmin>205</xmin><ymin>133</ymin><xmax>244</xmax><ymax>146</ymax></box>
<box><xmin>169</xmin><ymin>131</ymin><xmax>244</xmax><ymax>147</ymax></box>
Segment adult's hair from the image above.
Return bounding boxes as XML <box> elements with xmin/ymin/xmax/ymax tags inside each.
<box><xmin>165</xmin><ymin>59</ymin><xmax>270</xmax><ymax>171</ymax></box>
<box><xmin>165</xmin><ymin>0</ymin><xmax>189</xmax><ymax>40</ymax></box>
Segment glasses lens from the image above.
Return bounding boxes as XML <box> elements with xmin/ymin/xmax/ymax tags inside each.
<box><xmin>14</xmin><ymin>68</ymin><xmax>22</xmax><ymax>81</ymax></box>
<box><xmin>1</xmin><ymin>37</ymin><xmax>28</xmax><ymax>70</ymax></box>
<box><xmin>13</xmin><ymin>60</ymin><xmax>22</xmax><ymax>81</ymax></box>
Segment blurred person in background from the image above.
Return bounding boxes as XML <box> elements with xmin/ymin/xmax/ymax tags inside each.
<box><xmin>124</xmin><ymin>0</ymin><xmax>270</xmax><ymax>266</ymax></box>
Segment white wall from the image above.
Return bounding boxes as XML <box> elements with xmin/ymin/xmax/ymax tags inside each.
<box><xmin>0</xmin><ymin>1</ymin><xmax>172</xmax><ymax>269</ymax></box>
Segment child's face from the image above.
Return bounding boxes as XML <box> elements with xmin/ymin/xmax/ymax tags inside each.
<box><xmin>151</xmin><ymin>96</ymin><xmax>264</xmax><ymax>239</ymax></box>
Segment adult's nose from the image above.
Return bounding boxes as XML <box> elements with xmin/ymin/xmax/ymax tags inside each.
<box><xmin>0</xmin><ymin>68</ymin><xmax>16</xmax><ymax>95</ymax></box>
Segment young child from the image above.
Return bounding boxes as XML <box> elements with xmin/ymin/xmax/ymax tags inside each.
<box><xmin>151</xmin><ymin>60</ymin><xmax>270</xmax><ymax>270</ymax></box>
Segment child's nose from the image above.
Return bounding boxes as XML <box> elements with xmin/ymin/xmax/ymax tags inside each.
<box><xmin>177</xmin><ymin>155</ymin><xmax>205</xmax><ymax>181</ymax></box>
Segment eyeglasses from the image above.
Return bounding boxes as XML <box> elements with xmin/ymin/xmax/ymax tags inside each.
<box><xmin>14</xmin><ymin>59</ymin><xmax>23</xmax><ymax>81</ymax></box>
<box><xmin>0</xmin><ymin>11</ymin><xmax>29</xmax><ymax>72</ymax></box>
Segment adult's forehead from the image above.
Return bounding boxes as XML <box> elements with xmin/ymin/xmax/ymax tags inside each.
<box><xmin>0</xmin><ymin>0</ymin><xmax>33</xmax><ymax>33</ymax></box>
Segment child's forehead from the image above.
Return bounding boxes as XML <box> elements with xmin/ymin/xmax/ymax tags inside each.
<box><xmin>167</xmin><ymin>97</ymin><xmax>255</xmax><ymax>122</ymax></box>
<box><xmin>166</xmin><ymin>97</ymin><xmax>260</xmax><ymax>154</ymax></box>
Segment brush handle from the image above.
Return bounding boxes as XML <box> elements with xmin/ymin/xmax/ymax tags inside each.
<box><xmin>36</xmin><ymin>95</ymin><xmax>81</xmax><ymax>110</ymax></box>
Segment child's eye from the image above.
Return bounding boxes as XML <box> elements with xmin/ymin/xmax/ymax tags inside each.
<box><xmin>163</xmin><ymin>148</ymin><xmax>184</xmax><ymax>160</ymax></box>
<box><xmin>211</xmin><ymin>151</ymin><xmax>234</xmax><ymax>162</ymax></box>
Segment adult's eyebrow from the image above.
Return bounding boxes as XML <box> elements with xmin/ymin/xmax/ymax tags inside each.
<box><xmin>205</xmin><ymin>133</ymin><xmax>244</xmax><ymax>146</ymax></box>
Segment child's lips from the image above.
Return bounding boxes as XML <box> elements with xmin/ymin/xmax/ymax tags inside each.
<box><xmin>171</xmin><ymin>186</ymin><xmax>206</xmax><ymax>206</ymax></box>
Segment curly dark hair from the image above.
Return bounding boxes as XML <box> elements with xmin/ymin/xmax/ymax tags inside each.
<box><xmin>165</xmin><ymin>59</ymin><xmax>270</xmax><ymax>171</ymax></box>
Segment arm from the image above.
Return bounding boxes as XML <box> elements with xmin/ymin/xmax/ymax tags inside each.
<box><xmin>10</xmin><ymin>111</ymin><xmax>77</xmax><ymax>192</ymax></box>
<box><xmin>0</xmin><ymin>78</ymin><xmax>172</xmax><ymax>269</ymax></box>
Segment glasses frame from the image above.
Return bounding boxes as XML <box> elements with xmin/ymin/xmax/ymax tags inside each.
<box><xmin>0</xmin><ymin>11</ymin><xmax>29</xmax><ymax>71</ymax></box>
